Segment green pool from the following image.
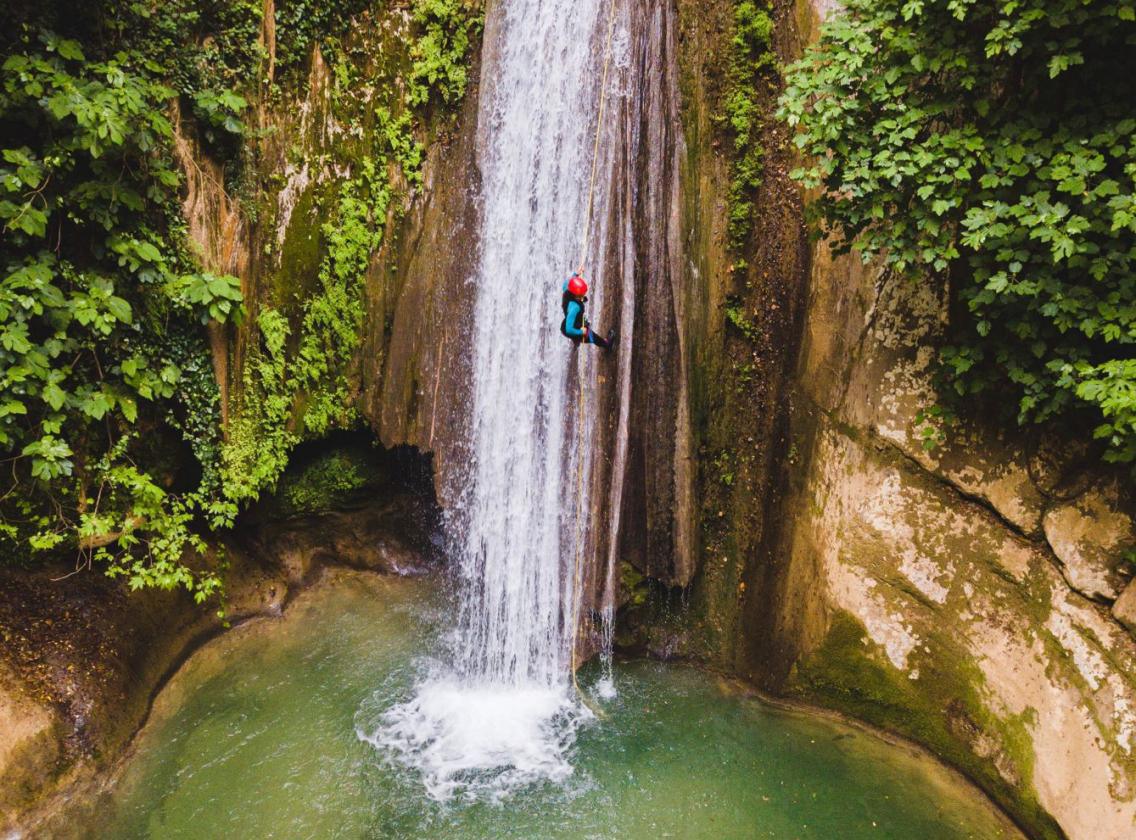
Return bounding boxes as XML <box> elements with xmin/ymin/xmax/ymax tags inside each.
<box><xmin>53</xmin><ymin>571</ymin><xmax>1021</xmax><ymax>839</ymax></box>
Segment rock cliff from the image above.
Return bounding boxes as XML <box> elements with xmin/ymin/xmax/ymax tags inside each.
<box><xmin>622</xmin><ymin>2</ymin><xmax>1136</xmax><ymax>837</ymax></box>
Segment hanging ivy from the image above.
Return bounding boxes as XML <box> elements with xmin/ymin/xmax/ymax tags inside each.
<box><xmin>779</xmin><ymin>0</ymin><xmax>1136</xmax><ymax>464</ymax></box>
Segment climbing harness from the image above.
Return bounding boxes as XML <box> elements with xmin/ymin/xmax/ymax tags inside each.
<box><xmin>569</xmin><ymin>0</ymin><xmax>620</xmax><ymax>706</ymax></box>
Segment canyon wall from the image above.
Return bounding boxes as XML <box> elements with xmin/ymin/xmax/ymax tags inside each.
<box><xmin>5</xmin><ymin>2</ymin><xmax>1135</xmax><ymax>838</ymax></box>
<box><xmin>760</xmin><ymin>4</ymin><xmax>1136</xmax><ymax>837</ymax></box>
<box><xmin>631</xmin><ymin>2</ymin><xmax>1136</xmax><ymax>837</ymax></box>
<box><xmin>769</xmin><ymin>233</ymin><xmax>1136</xmax><ymax>840</ymax></box>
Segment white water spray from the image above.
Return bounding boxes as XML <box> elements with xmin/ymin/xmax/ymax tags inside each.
<box><xmin>359</xmin><ymin>0</ymin><xmax>619</xmax><ymax>801</ymax></box>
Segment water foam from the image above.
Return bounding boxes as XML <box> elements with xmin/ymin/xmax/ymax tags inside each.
<box><xmin>362</xmin><ymin>678</ymin><xmax>591</xmax><ymax>802</ymax></box>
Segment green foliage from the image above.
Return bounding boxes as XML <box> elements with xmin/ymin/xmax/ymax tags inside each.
<box><xmin>0</xmin><ymin>31</ymin><xmax>238</xmax><ymax>598</ymax></box>
<box><xmin>0</xmin><ymin>0</ymin><xmax>484</xmax><ymax>601</ymax></box>
<box><xmin>282</xmin><ymin>453</ymin><xmax>367</xmax><ymax>516</ymax></box>
<box><xmin>779</xmin><ymin>0</ymin><xmax>1136</xmax><ymax>463</ymax></box>
<box><xmin>7</xmin><ymin>0</ymin><xmax>266</xmax><ymax>157</ymax></box>
<box><xmin>712</xmin><ymin>451</ymin><xmax>736</xmax><ymax>487</ymax></box>
<box><xmin>221</xmin><ymin>308</ymin><xmax>296</xmax><ymax>510</ymax></box>
<box><xmin>407</xmin><ymin>0</ymin><xmax>485</xmax><ymax>108</ymax></box>
<box><xmin>292</xmin><ymin>158</ymin><xmax>388</xmax><ymax>436</ymax></box>
<box><xmin>192</xmin><ymin>88</ymin><xmax>249</xmax><ymax>139</ymax></box>
<box><xmin>272</xmin><ymin>0</ymin><xmax>372</xmax><ymax>76</ymax></box>
<box><xmin>163</xmin><ymin>326</ymin><xmax>227</xmax><ymax>498</ymax></box>
<box><xmin>913</xmin><ymin>404</ymin><xmax>956</xmax><ymax>453</ymax></box>
<box><xmin>724</xmin><ymin>298</ymin><xmax>762</xmax><ymax>343</ymax></box>
<box><xmin>378</xmin><ymin>108</ymin><xmax>426</xmax><ymax>188</ymax></box>
<box><xmin>619</xmin><ymin>561</ymin><xmax>650</xmax><ymax>609</ymax></box>
<box><xmin>170</xmin><ymin>272</ymin><xmax>246</xmax><ymax>324</ymax></box>
<box><xmin>115</xmin><ymin>0</ymin><xmax>265</xmax><ymax>92</ymax></box>
<box><xmin>273</xmin><ymin>447</ymin><xmax>384</xmax><ymax>518</ymax></box>
<box><xmin>272</xmin><ymin>0</ymin><xmax>483</xmax><ymax>101</ymax></box>
<box><xmin>84</xmin><ymin>435</ymin><xmax>222</xmax><ymax>602</ymax></box>
<box><xmin>1072</xmin><ymin>359</ymin><xmax>1136</xmax><ymax>462</ymax></box>
<box><xmin>220</xmin><ymin>154</ymin><xmax>393</xmax><ymax>502</ymax></box>
<box><xmin>724</xmin><ymin>1</ymin><xmax>775</xmax><ymax>255</ymax></box>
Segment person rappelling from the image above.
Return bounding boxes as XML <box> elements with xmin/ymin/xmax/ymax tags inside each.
<box><xmin>561</xmin><ymin>272</ymin><xmax>618</xmax><ymax>350</ymax></box>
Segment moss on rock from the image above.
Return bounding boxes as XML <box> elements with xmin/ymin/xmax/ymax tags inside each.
<box><xmin>790</xmin><ymin>611</ymin><xmax>1061</xmax><ymax>840</ymax></box>
<box><xmin>272</xmin><ymin>445</ymin><xmax>383</xmax><ymax>519</ymax></box>
<box><xmin>273</xmin><ymin>183</ymin><xmax>325</xmax><ymax>313</ymax></box>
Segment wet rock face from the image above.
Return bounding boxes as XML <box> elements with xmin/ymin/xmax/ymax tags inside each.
<box><xmin>597</xmin><ymin>0</ymin><xmax>694</xmax><ymax>590</ymax></box>
<box><xmin>240</xmin><ymin>486</ymin><xmax>442</xmax><ymax>582</ymax></box>
<box><xmin>766</xmin><ymin>85</ymin><xmax>1136</xmax><ymax>840</ymax></box>
<box><xmin>366</xmin><ymin>79</ymin><xmax>482</xmax><ymax>494</ymax></box>
<box><xmin>605</xmin><ymin>0</ymin><xmax>811</xmax><ymax>647</ymax></box>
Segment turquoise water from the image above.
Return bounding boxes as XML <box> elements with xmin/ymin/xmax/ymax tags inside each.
<box><xmin>58</xmin><ymin>572</ymin><xmax>1020</xmax><ymax>839</ymax></box>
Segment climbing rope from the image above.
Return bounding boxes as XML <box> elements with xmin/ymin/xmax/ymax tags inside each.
<box><xmin>570</xmin><ymin>376</ymin><xmax>587</xmax><ymax>693</ymax></box>
<box><xmin>575</xmin><ymin>0</ymin><xmax>621</xmax><ymax>275</ymax></box>
<box><xmin>569</xmin><ymin>381</ymin><xmax>608</xmax><ymax>720</ymax></box>
<box><xmin>569</xmin><ymin>0</ymin><xmax>620</xmax><ymax>702</ymax></box>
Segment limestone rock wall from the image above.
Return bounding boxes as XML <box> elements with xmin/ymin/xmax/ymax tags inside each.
<box><xmin>759</xmin><ymin>9</ymin><xmax>1136</xmax><ymax>838</ymax></box>
<box><xmin>201</xmin><ymin>6</ymin><xmax>482</xmax><ymax>506</ymax></box>
<box><xmin>772</xmin><ymin>236</ymin><xmax>1136</xmax><ymax>839</ymax></box>
<box><xmin>603</xmin><ymin>0</ymin><xmax>1136</xmax><ymax>836</ymax></box>
<box><xmin>754</xmin><ymin>3</ymin><xmax>1136</xmax><ymax>836</ymax></box>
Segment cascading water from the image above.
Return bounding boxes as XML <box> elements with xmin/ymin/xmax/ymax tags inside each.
<box><xmin>358</xmin><ymin>0</ymin><xmax>620</xmax><ymax>801</ymax></box>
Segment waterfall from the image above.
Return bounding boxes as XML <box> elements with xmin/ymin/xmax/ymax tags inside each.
<box><xmin>359</xmin><ymin>0</ymin><xmax>621</xmax><ymax>801</ymax></box>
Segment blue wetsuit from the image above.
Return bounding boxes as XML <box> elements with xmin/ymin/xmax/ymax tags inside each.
<box><xmin>561</xmin><ymin>279</ymin><xmax>611</xmax><ymax>348</ymax></box>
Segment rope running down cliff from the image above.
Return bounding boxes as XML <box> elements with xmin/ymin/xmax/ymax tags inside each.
<box><xmin>576</xmin><ymin>0</ymin><xmax>621</xmax><ymax>277</ymax></box>
<box><xmin>570</xmin><ymin>0</ymin><xmax>620</xmax><ymax>699</ymax></box>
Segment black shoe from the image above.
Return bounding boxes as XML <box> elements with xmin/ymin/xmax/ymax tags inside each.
<box><xmin>607</xmin><ymin>328</ymin><xmax>619</xmax><ymax>349</ymax></box>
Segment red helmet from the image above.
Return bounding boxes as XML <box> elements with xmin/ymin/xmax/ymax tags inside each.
<box><xmin>568</xmin><ymin>275</ymin><xmax>588</xmax><ymax>296</ymax></box>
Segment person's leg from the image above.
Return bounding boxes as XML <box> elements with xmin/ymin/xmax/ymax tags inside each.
<box><xmin>588</xmin><ymin>327</ymin><xmax>611</xmax><ymax>349</ymax></box>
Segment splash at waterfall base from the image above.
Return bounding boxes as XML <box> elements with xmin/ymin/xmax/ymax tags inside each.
<box><xmin>359</xmin><ymin>673</ymin><xmax>592</xmax><ymax>802</ymax></box>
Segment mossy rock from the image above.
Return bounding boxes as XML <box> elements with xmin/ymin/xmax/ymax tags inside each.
<box><xmin>266</xmin><ymin>436</ymin><xmax>390</xmax><ymax>520</ymax></box>
<box><xmin>620</xmin><ymin>561</ymin><xmax>650</xmax><ymax>609</ymax></box>
<box><xmin>790</xmin><ymin>610</ymin><xmax>1061</xmax><ymax>840</ymax></box>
